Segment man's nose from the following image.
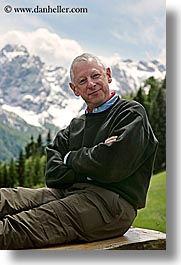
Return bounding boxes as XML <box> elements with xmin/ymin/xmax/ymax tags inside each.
<box><xmin>87</xmin><ymin>77</ymin><xmax>96</xmax><ymax>88</ymax></box>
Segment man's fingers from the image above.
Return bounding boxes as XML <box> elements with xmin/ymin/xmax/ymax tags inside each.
<box><xmin>105</xmin><ymin>136</ymin><xmax>118</xmax><ymax>144</ymax></box>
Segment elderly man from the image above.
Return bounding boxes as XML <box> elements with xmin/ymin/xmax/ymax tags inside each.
<box><xmin>0</xmin><ymin>53</ymin><xmax>158</xmax><ymax>249</ymax></box>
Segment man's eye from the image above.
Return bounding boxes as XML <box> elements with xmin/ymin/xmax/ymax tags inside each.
<box><xmin>92</xmin><ymin>73</ymin><xmax>101</xmax><ymax>79</ymax></box>
<box><xmin>79</xmin><ymin>79</ymin><xmax>86</xmax><ymax>84</ymax></box>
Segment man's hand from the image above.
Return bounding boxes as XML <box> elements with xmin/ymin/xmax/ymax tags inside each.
<box><xmin>104</xmin><ymin>136</ymin><xmax>118</xmax><ymax>144</ymax></box>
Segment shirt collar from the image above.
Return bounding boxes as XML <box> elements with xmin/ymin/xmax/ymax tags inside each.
<box><xmin>85</xmin><ymin>92</ymin><xmax>119</xmax><ymax>114</ymax></box>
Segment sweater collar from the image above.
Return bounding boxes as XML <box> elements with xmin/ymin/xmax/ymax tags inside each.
<box><xmin>85</xmin><ymin>92</ymin><xmax>119</xmax><ymax>114</ymax></box>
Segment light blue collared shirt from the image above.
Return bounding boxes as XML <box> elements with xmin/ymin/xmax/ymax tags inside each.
<box><xmin>85</xmin><ymin>92</ymin><xmax>119</xmax><ymax>114</ymax></box>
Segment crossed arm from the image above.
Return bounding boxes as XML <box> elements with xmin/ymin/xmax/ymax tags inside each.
<box><xmin>45</xmin><ymin>110</ymin><xmax>149</xmax><ymax>188</ymax></box>
<box><xmin>45</xmin><ymin>134</ymin><xmax>118</xmax><ymax>188</ymax></box>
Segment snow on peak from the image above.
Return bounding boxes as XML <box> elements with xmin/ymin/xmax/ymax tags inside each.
<box><xmin>1</xmin><ymin>44</ymin><xmax>29</xmax><ymax>61</ymax></box>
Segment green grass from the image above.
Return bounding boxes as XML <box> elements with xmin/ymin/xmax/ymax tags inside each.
<box><xmin>132</xmin><ymin>171</ymin><xmax>166</xmax><ymax>233</ymax></box>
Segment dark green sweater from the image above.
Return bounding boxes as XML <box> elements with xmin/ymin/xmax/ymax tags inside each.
<box><xmin>45</xmin><ymin>98</ymin><xmax>158</xmax><ymax>209</ymax></box>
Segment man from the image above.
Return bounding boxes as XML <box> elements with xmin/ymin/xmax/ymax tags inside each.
<box><xmin>0</xmin><ymin>53</ymin><xmax>158</xmax><ymax>249</ymax></box>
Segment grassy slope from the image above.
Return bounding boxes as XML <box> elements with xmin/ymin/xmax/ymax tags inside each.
<box><xmin>132</xmin><ymin>171</ymin><xmax>166</xmax><ymax>233</ymax></box>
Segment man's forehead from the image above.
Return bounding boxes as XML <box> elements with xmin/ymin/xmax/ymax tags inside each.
<box><xmin>73</xmin><ymin>59</ymin><xmax>103</xmax><ymax>72</ymax></box>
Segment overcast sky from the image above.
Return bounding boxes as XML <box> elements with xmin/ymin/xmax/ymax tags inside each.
<box><xmin>0</xmin><ymin>0</ymin><xmax>166</xmax><ymax>67</ymax></box>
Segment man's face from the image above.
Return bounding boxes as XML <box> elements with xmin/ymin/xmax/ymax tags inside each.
<box><xmin>69</xmin><ymin>59</ymin><xmax>112</xmax><ymax>110</ymax></box>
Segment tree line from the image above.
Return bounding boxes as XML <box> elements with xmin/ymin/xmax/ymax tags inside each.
<box><xmin>0</xmin><ymin>131</ymin><xmax>51</xmax><ymax>188</ymax></box>
<box><xmin>0</xmin><ymin>76</ymin><xmax>166</xmax><ymax>188</ymax></box>
<box><xmin>133</xmin><ymin>76</ymin><xmax>166</xmax><ymax>172</ymax></box>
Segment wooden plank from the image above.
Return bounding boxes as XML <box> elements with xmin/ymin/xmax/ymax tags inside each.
<box><xmin>40</xmin><ymin>227</ymin><xmax>166</xmax><ymax>250</ymax></box>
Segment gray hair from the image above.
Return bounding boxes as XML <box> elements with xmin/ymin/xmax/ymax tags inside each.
<box><xmin>69</xmin><ymin>53</ymin><xmax>106</xmax><ymax>83</ymax></box>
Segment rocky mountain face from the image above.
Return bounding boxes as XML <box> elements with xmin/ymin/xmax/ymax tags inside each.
<box><xmin>0</xmin><ymin>44</ymin><xmax>82</xmax><ymax>131</ymax></box>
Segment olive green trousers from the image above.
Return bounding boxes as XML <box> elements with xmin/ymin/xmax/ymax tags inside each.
<box><xmin>0</xmin><ymin>183</ymin><xmax>136</xmax><ymax>249</ymax></box>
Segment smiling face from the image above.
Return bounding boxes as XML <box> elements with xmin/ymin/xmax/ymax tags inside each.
<box><xmin>69</xmin><ymin>58</ymin><xmax>112</xmax><ymax>110</ymax></box>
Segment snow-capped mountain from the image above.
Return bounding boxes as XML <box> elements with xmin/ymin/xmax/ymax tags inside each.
<box><xmin>110</xmin><ymin>59</ymin><xmax>166</xmax><ymax>95</ymax></box>
<box><xmin>0</xmin><ymin>44</ymin><xmax>84</xmax><ymax>131</ymax></box>
<box><xmin>0</xmin><ymin>44</ymin><xmax>166</xmax><ymax>131</ymax></box>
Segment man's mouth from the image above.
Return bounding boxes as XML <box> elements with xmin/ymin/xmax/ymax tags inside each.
<box><xmin>88</xmin><ymin>89</ymin><xmax>101</xmax><ymax>95</ymax></box>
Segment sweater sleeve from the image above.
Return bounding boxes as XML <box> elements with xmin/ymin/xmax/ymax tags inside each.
<box><xmin>45</xmin><ymin>126</ymin><xmax>76</xmax><ymax>188</ymax></box>
<box><xmin>66</xmin><ymin>109</ymin><xmax>155</xmax><ymax>184</ymax></box>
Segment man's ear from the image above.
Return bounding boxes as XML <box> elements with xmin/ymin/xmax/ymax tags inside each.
<box><xmin>106</xmin><ymin>67</ymin><xmax>112</xmax><ymax>84</ymax></box>
<box><xmin>69</xmin><ymin>83</ymin><xmax>80</xmax><ymax>96</ymax></box>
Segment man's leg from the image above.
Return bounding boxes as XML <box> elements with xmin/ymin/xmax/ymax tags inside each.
<box><xmin>0</xmin><ymin>184</ymin><xmax>136</xmax><ymax>249</ymax></box>
<box><xmin>0</xmin><ymin>187</ymin><xmax>62</xmax><ymax>219</ymax></box>
<box><xmin>0</xmin><ymin>197</ymin><xmax>78</xmax><ymax>249</ymax></box>
<box><xmin>50</xmin><ymin>183</ymin><xmax>137</xmax><ymax>243</ymax></box>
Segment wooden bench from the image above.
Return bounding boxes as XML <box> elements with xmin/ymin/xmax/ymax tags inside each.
<box><xmin>40</xmin><ymin>227</ymin><xmax>166</xmax><ymax>250</ymax></box>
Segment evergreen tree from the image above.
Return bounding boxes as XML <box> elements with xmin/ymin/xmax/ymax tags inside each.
<box><xmin>8</xmin><ymin>158</ymin><xmax>18</xmax><ymax>187</ymax></box>
<box><xmin>153</xmin><ymin>86</ymin><xmax>166</xmax><ymax>171</ymax></box>
<box><xmin>134</xmin><ymin>86</ymin><xmax>147</xmax><ymax>109</ymax></box>
<box><xmin>24</xmin><ymin>157</ymin><xmax>34</xmax><ymax>187</ymax></box>
<box><xmin>146</xmin><ymin>76</ymin><xmax>160</xmax><ymax>102</ymax></box>
<box><xmin>2</xmin><ymin>163</ymin><xmax>8</xmax><ymax>187</ymax></box>
<box><xmin>33</xmin><ymin>156</ymin><xmax>40</xmax><ymax>186</ymax></box>
<box><xmin>17</xmin><ymin>150</ymin><xmax>25</xmax><ymax>186</ymax></box>
<box><xmin>40</xmin><ymin>155</ymin><xmax>46</xmax><ymax>182</ymax></box>
<box><xmin>46</xmin><ymin>129</ymin><xmax>52</xmax><ymax>145</ymax></box>
<box><xmin>36</xmin><ymin>134</ymin><xmax>44</xmax><ymax>157</ymax></box>
<box><xmin>25</xmin><ymin>135</ymin><xmax>36</xmax><ymax>158</ymax></box>
<box><xmin>145</xmin><ymin>77</ymin><xmax>160</xmax><ymax>125</ymax></box>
